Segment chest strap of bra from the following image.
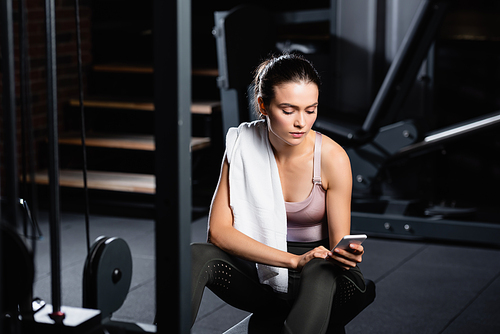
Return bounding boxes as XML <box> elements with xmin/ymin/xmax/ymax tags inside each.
<box><xmin>313</xmin><ymin>132</ymin><xmax>322</xmax><ymax>185</ymax></box>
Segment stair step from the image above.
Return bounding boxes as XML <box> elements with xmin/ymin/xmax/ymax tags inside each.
<box><xmin>93</xmin><ymin>63</ymin><xmax>153</xmax><ymax>74</ymax></box>
<box><xmin>92</xmin><ymin>63</ymin><xmax>218</xmax><ymax>77</ymax></box>
<box><xmin>69</xmin><ymin>98</ymin><xmax>220</xmax><ymax>115</ymax></box>
<box><xmin>32</xmin><ymin>170</ymin><xmax>156</xmax><ymax>194</ymax></box>
<box><xmin>192</xmin><ymin>68</ymin><xmax>219</xmax><ymax>77</ymax></box>
<box><xmin>59</xmin><ymin>133</ymin><xmax>211</xmax><ymax>151</ymax></box>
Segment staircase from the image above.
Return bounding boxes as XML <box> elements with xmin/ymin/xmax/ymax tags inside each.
<box><xmin>32</xmin><ymin>3</ymin><xmax>222</xmax><ymax>216</ymax></box>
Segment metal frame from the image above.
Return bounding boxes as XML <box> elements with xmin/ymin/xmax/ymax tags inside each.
<box><xmin>274</xmin><ymin>8</ymin><xmax>330</xmax><ymax>24</ymax></box>
<box><xmin>398</xmin><ymin>111</ymin><xmax>500</xmax><ymax>156</ymax></box>
<box><xmin>213</xmin><ymin>10</ymin><xmax>238</xmax><ymax>135</ymax></box>
<box><xmin>334</xmin><ymin>0</ymin><xmax>379</xmax><ymax>114</ymax></box>
<box><xmin>362</xmin><ymin>0</ymin><xmax>449</xmax><ymax>134</ymax></box>
<box><xmin>1</xmin><ymin>0</ymin><xmax>19</xmax><ymax>228</ymax></box>
<box><xmin>44</xmin><ymin>0</ymin><xmax>64</xmax><ymax>317</ymax></box>
<box><xmin>352</xmin><ymin>212</ymin><xmax>500</xmax><ymax>246</ymax></box>
<box><xmin>154</xmin><ymin>0</ymin><xmax>192</xmax><ymax>332</ymax></box>
<box><xmin>214</xmin><ymin>4</ymin><xmax>338</xmax><ymax>136</ymax></box>
<box><xmin>1</xmin><ymin>0</ymin><xmax>193</xmax><ymax>331</ymax></box>
<box><xmin>1</xmin><ymin>0</ymin><xmax>17</xmax><ymax>329</ymax></box>
<box><xmin>214</xmin><ymin>5</ymin><xmax>275</xmax><ymax>136</ymax></box>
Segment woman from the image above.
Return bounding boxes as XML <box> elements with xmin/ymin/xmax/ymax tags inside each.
<box><xmin>192</xmin><ymin>53</ymin><xmax>368</xmax><ymax>334</ymax></box>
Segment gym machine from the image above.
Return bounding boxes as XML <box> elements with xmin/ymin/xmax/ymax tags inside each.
<box><xmin>1</xmin><ymin>0</ymin><xmax>192</xmax><ymax>332</ymax></box>
<box><xmin>214</xmin><ymin>0</ymin><xmax>500</xmax><ymax>246</ymax></box>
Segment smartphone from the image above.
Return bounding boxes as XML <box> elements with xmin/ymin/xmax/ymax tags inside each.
<box><xmin>332</xmin><ymin>234</ymin><xmax>367</xmax><ymax>252</ymax></box>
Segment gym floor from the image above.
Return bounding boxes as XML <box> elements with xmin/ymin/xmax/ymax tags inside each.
<box><xmin>32</xmin><ymin>211</ymin><xmax>500</xmax><ymax>333</ymax></box>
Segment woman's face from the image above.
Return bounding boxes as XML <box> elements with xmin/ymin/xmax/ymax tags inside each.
<box><xmin>261</xmin><ymin>81</ymin><xmax>319</xmax><ymax>147</ymax></box>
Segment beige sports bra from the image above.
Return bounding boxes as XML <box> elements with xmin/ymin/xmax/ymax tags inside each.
<box><xmin>285</xmin><ymin>132</ymin><xmax>328</xmax><ymax>242</ymax></box>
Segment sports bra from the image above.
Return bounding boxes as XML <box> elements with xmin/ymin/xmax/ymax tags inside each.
<box><xmin>285</xmin><ymin>132</ymin><xmax>328</xmax><ymax>242</ymax></box>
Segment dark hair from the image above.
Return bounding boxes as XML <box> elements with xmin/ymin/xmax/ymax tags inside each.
<box><xmin>253</xmin><ymin>53</ymin><xmax>321</xmax><ymax>118</ymax></box>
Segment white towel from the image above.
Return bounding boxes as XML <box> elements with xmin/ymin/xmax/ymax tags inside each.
<box><xmin>225</xmin><ymin>120</ymin><xmax>288</xmax><ymax>293</ymax></box>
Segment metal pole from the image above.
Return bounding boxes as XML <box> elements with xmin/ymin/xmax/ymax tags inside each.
<box><xmin>1</xmin><ymin>0</ymin><xmax>18</xmax><ymax>329</ymax></box>
<box><xmin>154</xmin><ymin>0</ymin><xmax>192</xmax><ymax>332</ymax></box>
<box><xmin>44</xmin><ymin>0</ymin><xmax>64</xmax><ymax>319</ymax></box>
<box><xmin>1</xmin><ymin>0</ymin><xmax>19</xmax><ymax>229</ymax></box>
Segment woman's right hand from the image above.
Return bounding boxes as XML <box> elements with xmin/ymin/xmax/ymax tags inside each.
<box><xmin>293</xmin><ymin>246</ymin><xmax>332</xmax><ymax>271</ymax></box>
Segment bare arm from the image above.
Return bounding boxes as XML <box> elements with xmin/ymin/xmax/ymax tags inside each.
<box><xmin>208</xmin><ymin>158</ymin><xmax>331</xmax><ymax>271</ymax></box>
<box><xmin>322</xmin><ymin>136</ymin><xmax>364</xmax><ymax>269</ymax></box>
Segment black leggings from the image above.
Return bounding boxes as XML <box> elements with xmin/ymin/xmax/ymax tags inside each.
<box><xmin>191</xmin><ymin>241</ymin><xmax>368</xmax><ymax>334</ymax></box>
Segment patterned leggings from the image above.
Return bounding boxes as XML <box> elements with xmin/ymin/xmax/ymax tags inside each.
<box><xmin>191</xmin><ymin>241</ymin><xmax>368</xmax><ymax>334</ymax></box>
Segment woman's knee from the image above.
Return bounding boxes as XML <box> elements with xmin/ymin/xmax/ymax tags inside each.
<box><xmin>191</xmin><ymin>242</ymin><xmax>218</xmax><ymax>255</ymax></box>
<box><xmin>191</xmin><ymin>242</ymin><xmax>225</xmax><ymax>263</ymax></box>
<box><xmin>302</xmin><ymin>258</ymin><xmax>338</xmax><ymax>280</ymax></box>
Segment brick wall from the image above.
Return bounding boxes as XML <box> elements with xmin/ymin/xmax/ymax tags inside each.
<box><xmin>0</xmin><ymin>0</ymin><xmax>92</xmax><ymax>195</ymax></box>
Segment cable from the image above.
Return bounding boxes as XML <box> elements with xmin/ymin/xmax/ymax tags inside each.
<box><xmin>18</xmin><ymin>0</ymin><xmax>40</xmax><ymax>253</ymax></box>
<box><xmin>74</xmin><ymin>0</ymin><xmax>91</xmax><ymax>253</ymax></box>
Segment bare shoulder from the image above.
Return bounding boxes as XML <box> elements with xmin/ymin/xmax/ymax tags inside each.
<box><xmin>320</xmin><ymin>134</ymin><xmax>350</xmax><ymax>167</ymax></box>
<box><xmin>319</xmin><ymin>134</ymin><xmax>352</xmax><ymax>190</ymax></box>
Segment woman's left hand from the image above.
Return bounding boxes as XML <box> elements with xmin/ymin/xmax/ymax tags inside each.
<box><xmin>328</xmin><ymin>243</ymin><xmax>364</xmax><ymax>270</ymax></box>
